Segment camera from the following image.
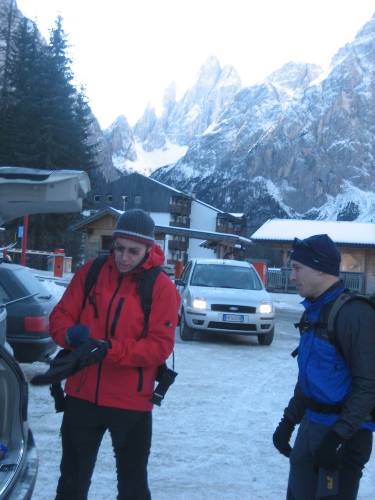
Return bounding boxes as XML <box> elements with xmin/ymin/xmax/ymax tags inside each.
<box><xmin>150</xmin><ymin>363</ymin><xmax>177</xmax><ymax>406</ymax></box>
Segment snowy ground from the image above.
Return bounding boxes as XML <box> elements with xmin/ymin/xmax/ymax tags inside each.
<box><xmin>22</xmin><ymin>285</ymin><xmax>375</xmax><ymax>499</ymax></box>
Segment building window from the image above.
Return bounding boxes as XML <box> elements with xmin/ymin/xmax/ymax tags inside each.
<box><xmin>101</xmin><ymin>235</ymin><xmax>112</xmax><ymax>253</ymax></box>
<box><xmin>107</xmin><ymin>195</ymin><xmax>113</xmax><ymax>203</ymax></box>
<box><xmin>121</xmin><ymin>195</ymin><xmax>128</xmax><ymax>211</ymax></box>
<box><xmin>94</xmin><ymin>195</ymin><xmax>101</xmax><ymax>203</ymax></box>
<box><xmin>134</xmin><ymin>195</ymin><xmax>142</xmax><ymax>206</ymax></box>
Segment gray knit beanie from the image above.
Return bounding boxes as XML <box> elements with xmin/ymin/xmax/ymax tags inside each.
<box><xmin>113</xmin><ymin>209</ymin><xmax>155</xmax><ymax>246</ymax></box>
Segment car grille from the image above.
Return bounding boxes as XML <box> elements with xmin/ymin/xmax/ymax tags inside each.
<box><xmin>211</xmin><ymin>304</ymin><xmax>256</xmax><ymax>313</ymax></box>
<box><xmin>207</xmin><ymin>322</ymin><xmax>257</xmax><ymax>331</ymax></box>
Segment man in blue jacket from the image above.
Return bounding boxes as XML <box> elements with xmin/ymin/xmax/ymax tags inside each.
<box><xmin>273</xmin><ymin>234</ymin><xmax>375</xmax><ymax>500</ymax></box>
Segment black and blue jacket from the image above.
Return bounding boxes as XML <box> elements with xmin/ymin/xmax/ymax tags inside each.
<box><xmin>285</xmin><ymin>281</ymin><xmax>375</xmax><ymax>439</ymax></box>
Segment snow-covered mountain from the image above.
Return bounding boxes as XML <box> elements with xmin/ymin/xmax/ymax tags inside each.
<box><xmin>151</xmin><ymin>12</ymin><xmax>375</xmax><ymax>230</ymax></box>
<box><xmin>152</xmin><ymin>61</ymin><xmax>322</xmax><ymax>224</ymax></box>
<box><xmin>7</xmin><ymin>0</ymin><xmax>375</xmax><ymax>229</ymax></box>
<box><xmin>105</xmin><ymin>56</ymin><xmax>241</xmax><ymax>176</ymax></box>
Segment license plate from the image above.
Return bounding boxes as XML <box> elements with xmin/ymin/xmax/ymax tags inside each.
<box><xmin>223</xmin><ymin>314</ymin><xmax>244</xmax><ymax>322</ymax></box>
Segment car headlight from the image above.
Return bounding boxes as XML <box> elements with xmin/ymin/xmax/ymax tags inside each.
<box><xmin>259</xmin><ymin>302</ymin><xmax>273</xmax><ymax>314</ymax></box>
<box><xmin>192</xmin><ymin>298</ymin><xmax>208</xmax><ymax>310</ymax></box>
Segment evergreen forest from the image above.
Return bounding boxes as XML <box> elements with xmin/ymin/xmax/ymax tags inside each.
<box><xmin>0</xmin><ymin>1</ymin><xmax>97</xmax><ymax>263</ymax></box>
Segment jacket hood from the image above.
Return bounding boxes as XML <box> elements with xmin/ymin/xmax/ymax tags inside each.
<box><xmin>141</xmin><ymin>244</ymin><xmax>165</xmax><ymax>270</ymax></box>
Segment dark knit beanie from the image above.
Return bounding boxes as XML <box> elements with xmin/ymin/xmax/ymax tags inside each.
<box><xmin>113</xmin><ymin>209</ymin><xmax>155</xmax><ymax>246</ymax></box>
<box><xmin>290</xmin><ymin>234</ymin><xmax>341</xmax><ymax>277</ymax></box>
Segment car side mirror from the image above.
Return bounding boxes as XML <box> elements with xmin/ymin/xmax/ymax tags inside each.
<box><xmin>174</xmin><ymin>279</ymin><xmax>186</xmax><ymax>287</ymax></box>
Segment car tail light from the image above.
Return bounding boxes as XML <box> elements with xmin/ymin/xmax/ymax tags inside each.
<box><xmin>24</xmin><ymin>315</ymin><xmax>49</xmax><ymax>332</ymax></box>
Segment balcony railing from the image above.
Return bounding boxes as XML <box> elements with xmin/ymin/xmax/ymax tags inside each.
<box><xmin>169</xmin><ymin>202</ymin><xmax>191</xmax><ymax>216</ymax></box>
<box><xmin>216</xmin><ymin>224</ymin><xmax>244</xmax><ymax>235</ymax></box>
<box><xmin>168</xmin><ymin>240</ymin><xmax>188</xmax><ymax>251</ymax></box>
<box><xmin>170</xmin><ymin>218</ymin><xmax>191</xmax><ymax>228</ymax></box>
<box><xmin>266</xmin><ymin>268</ymin><xmax>364</xmax><ymax>294</ymax></box>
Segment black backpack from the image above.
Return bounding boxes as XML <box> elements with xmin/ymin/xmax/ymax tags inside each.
<box><xmin>293</xmin><ymin>291</ymin><xmax>375</xmax><ymax>418</ymax></box>
<box><xmin>295</xmin><ymin>292</ymin><xmax>375</xmax><ymax>347</ymax></box>
<box><xmin>50</xmin><ymin>256</ymin><xmax>177</xmax><ymax>410</ymax></box>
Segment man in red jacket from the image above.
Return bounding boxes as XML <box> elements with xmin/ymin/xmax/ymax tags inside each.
<box><xmin>49</xmin><ymin>209</ymin><xmax>180</xmax><ymax>500</ymax></box>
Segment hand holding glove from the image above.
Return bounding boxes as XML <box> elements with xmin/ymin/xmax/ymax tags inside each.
<box><xmin>75</xmin><ymin>338</ymin><xmax>109</xmax><ymax>369</ymax></box>
<box><xmin>314</xmin><ymin>430</ymin><xmax>344</xmax><ymax>471</ymax></box>
<box><xmin>30</xmin><ymin>338</ymin><xmax>110</xmax><ymax>386</ymax></box>
<box><xmin>273</xmin><ymin>416</ymin><xmax>296</xmax><ymax>457</ymax></box>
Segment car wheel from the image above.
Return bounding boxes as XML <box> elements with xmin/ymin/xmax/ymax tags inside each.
<box><xmin>180</xmin><ymin>311</ymin><xmax>194</xmax><ymax>341</ymax></box>
<box><xmin>258</xmin><ymin>327</ymin><xmax>274</xmax><ymax>346</ymax></box>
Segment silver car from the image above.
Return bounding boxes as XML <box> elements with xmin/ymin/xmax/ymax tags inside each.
<box><xmin>176</xmin><ymin>259</ymin><xmax>275</xmax><ymax>345</ymax></box>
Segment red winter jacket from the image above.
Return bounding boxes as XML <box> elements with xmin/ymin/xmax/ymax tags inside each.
<box><xmin>49</xmin><ymin>245</ymin><xmax>180</xmax><ymax>411</ymax></box>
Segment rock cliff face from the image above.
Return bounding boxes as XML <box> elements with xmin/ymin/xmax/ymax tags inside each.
<box><xmin>152</xmin><ymin>62</ymin><xmax>322</xmax><ymax>226</ymax></box>
<box><xmin>105</xmin><ymin>56</ymin><xmax>241</xmax><ymax>175</ymax></box>
<box><xmin>87</xmin><ymin>115</ymin><xmax>120</xmax><ymax>191</ymax></box>
<box><xmin>152</xmin><ymin>13</ymin><xmax>375</xmax><ymax>228</ymax></box>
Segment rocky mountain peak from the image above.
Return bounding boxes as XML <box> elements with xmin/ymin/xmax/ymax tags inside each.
<box><xmin>265</xmin><ymin>62</ymin><xmax>323</xmax><ymax>94</ymax></box>
<box><xmin>152</xmin><ymin>10</ymin><xmax>375</xmax><ymax>230</ymax></box>
<box><xmin>105</xmin><ymin>55</ymin><xmax>242</xmax><ymax>173</ymax></box>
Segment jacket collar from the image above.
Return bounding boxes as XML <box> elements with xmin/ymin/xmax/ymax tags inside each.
<box><xmin>302</xmin><ymin>280</ymin><xmax>346</xmax><ymax>313</ymax></box>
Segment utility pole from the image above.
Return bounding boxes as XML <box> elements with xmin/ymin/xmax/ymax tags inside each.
<box><xmin>122</xmin><ymin>195</ymin><xmax>127</xmax><ymax>211</ymax></box>
<box><xmin>21</xmin><ymin>215</ymin><xmax>29</xmax><ymax>266</ymax></box>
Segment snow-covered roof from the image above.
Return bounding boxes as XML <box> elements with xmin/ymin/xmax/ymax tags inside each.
<box><xmin>251</xmin><ymin>219</ymin><xmax>375</xmax><ymax>247</ymax></box>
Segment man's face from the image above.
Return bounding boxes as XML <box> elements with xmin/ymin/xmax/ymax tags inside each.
<box><xmin>290</xmin><ymin>260</ymin><xmax>324</xmax><ymax>298</ymax></box>
<box><xmin>113</xmin><ymin>237</ymin><xmax>149</xmax><ymax>273</ymax></box>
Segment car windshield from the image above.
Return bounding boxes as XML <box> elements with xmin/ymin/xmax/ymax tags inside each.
<box><xmin>190</xmin><ymin>264</ymin><xmax>263</xmax><ymax>290</ymax></box>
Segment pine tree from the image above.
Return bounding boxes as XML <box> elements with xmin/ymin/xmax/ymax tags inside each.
<box><xmin>0</xmin><ymin>0</ymin><xmax>18</xmax><ymax>163</ymax></box>
<box><xmin>1</xmin><ymin>18</ymin><xmax>45</xmax><ymax>166</ymax></box>
<box><xmin>71</xmin><ymin>86</ymin><xmax>98</xmax><ymax>171</ymax></box>
<box><xmin>0</xmin><ymin>14</ymin><xmax>98</xmax><ymax>259</ymax></box>
<box><xmin>0</xmin><ymin>14</ymin><xmax>97</xmax><ymax>171</ymax></box>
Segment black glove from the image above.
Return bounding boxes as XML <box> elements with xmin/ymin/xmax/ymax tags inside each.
<box><xmin>315</xmin><ymin>430</ymin><xmax>344</xmax><ymax>471</ymax></box>
<box><xmin>75</xmin><ymin>338</ymin><xmax>109</xmax><ymax>369</ymax></box>
<box><xmin>30</xmin><ymin>339</ymin><xmax>109</xmax><ymax>386</ymax></box>
<box><xmin>30</xmin><ymin>348</ymin><xmax>81</xmax><ymax>386</ymax></box>
<box><xmin>273</xmin><ymin>416</ymin><xmax>296</xmax><ymax>457</ymax></box>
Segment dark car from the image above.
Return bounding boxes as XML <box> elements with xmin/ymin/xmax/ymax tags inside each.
<box><xmin>0</xmin><ymin>262</ymin><xmax>57</xmax><ymax>363</ymax></box>
<box><xmin>0</xmin><ymin>305</ymin><xmax>38</xmax><ymax>499</ymax></box>
<box><xmin>0</xmin><ymin>166</ymin><xmax>90</xmax><ymax>499</ymax></box>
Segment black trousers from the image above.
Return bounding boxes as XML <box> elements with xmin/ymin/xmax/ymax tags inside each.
<box><xmin>55</xmin><ymin>396</ymin><xmax>152</xmax><ymax>500</ymax></box>
<box><xmin>287</xmin><ymin>418</ymin><xmax>373</xmax><ymax>500</ymax></box>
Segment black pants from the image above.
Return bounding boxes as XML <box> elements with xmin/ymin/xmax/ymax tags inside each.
<box><xmin>287</xmin><ymin>418</ymin><xmax>373</xmax><ymax>500</ymax></box>
<box><xmin>55</xmin><ymin>396</ymin><xmax>152</xmax><ymax>500</ymax></box>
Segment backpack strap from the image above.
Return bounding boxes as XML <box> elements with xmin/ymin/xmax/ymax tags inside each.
<box><xmin>291</xmin><ymin>293</ymin><xmax>353</xmax><ymax>357</ymax></box>
<box><xmin>137</xmin><ymin>266</ymin><xmax>165</xmax><ymax>336</ymax></box>
<box><xmin>82</xmin><ymin>255</ymin><xmax>108</xmax><ymax>312</ymax></box>
<box><xmin>292</xmin><ymin>310</ymin><xmax>325</xmax><ymax>357</ymax></box>
<box><xmin>324</xmin><ymin>292</ymin><xmax>373</xmax><ymax>352</ymax></box>
<box><xmin>326</xmin><ymin>292</ymin><xmax>355</xmax><ymax>339</ymax></box>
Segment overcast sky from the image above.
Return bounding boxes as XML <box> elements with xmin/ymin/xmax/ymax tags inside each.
<box><xmin>16</xmin><ymin>0</ymin><xmax>375</xmax><ymax>130</ymax></box>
